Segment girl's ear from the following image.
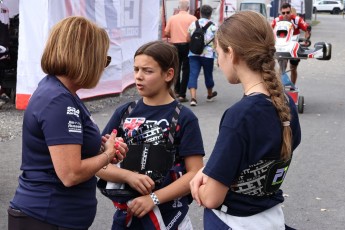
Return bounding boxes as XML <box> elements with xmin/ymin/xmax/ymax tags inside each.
<box><xmin>227</xmin><ymin>46</ymin><xmax>237</xmax><ymax>64</ymax></box>
<box><xmin>165</xmin><ymin>68</ymin><xmax>174</xmax><ymax>82</ymax></box>
<box><xmin>227</xmin><ymin>46</ymin><xmax>233</xmax><ymax>61</ymax></box>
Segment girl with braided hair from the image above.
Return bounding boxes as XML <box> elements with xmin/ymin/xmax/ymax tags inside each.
<box><xmin>190</xmin><ymin>11</ymin><xmax>301</xmax><ymax>229</ymax></box>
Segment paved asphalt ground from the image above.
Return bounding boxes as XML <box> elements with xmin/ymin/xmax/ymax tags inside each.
<box><xmin>1</xmin><ymin>14</ymin><xmax>344</xmax><ymax>229</ymax></box>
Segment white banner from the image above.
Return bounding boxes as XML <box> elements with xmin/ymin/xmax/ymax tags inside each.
<box><xmin>16</xmin><ymin>0</ymin><xmax>160</xmax><ymax>109</ymax></box>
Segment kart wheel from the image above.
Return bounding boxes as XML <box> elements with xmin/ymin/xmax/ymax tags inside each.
<box><xmin>298</xmin><ymin>96</ymin><xmax>304</xmax><ymax>114</ymax></box>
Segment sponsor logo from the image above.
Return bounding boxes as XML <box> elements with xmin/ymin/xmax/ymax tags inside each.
<box><xmin>68</xmin><ymin>121</ymin><xmax>82</xmax><ymax>133</ymax></box>
<box><xmin>140</xmin><ymin>145</ymin><xmax>149</xmax><ymax>170</ymax></box>
<box><xmin>105</xmin><ymin>0</ymin><xmax>142</xmax><ymax>39</ymax></box>
<box><xmin>272</xmin><ymin>166</ymin><xmax>289</xmax><ymax>185</ymax></box>
<box><xmin>66</xmin><ymin>106</ymin><xmax>80</xmax><ymax>117</ymax></box>
<box><xmin>166</xmin><ymin>211</ymin><xmax>182</xmax><ymax>230</ymax></box>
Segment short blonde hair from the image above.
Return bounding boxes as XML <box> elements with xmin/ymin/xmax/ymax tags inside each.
<box><xmin>41</xmin><ymin>16</ymin><xmax>110</xmax><ymax>89</ymax></box>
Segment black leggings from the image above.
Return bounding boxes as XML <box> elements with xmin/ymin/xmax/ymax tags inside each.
<box><xmin>8</xmin><ymin>207</ymin><xmax>87</xmax><ymax>230</ymax></box>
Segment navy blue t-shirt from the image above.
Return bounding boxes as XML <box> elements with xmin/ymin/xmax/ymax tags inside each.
<box><xmin>203</xmin><ymin>93</ymin><xmax>301</xmax><ymax>216</ymax></box>
<box><xmin>10</xmin><ymin>75</ymin><xmax>102</xmax><ymax>229</ymax></box>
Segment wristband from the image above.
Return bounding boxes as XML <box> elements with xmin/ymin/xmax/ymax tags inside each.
<box><xmin>102</xmin><ymin>151</ymin><xmax>110</xmax><ymax>169</ymax></box>
<box><xmin>150</xmin><ymin>192</ymin><xmax>160</xmax><ymax>205</ymax></box>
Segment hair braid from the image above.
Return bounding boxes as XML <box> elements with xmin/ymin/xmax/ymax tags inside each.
<box><xmin>262</xmin><ymin>59</ymin><xmax>292</xmax><ymax>160</ymax></box>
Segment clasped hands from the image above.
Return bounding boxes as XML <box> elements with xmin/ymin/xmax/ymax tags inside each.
<box><xmin>99</xmin><ymin>129</ymin><xmax>128</xmax><ymax>164</ymax></box>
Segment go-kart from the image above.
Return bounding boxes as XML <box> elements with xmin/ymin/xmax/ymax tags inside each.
<box><xmin>274</xmin><ymin>20</ymin><xmax>332</xmax><ymax>113</ymax></box>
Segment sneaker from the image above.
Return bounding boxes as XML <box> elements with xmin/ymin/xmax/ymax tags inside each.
<box><xmin>206</xmin><ymin>91</ymin><xmax>218</xmax><ymax>102</ymax></box>
<box><xmin>178</xmin><ymin>96</ymin><xmax>188</xmax><ymax>103</ymax></box>
<box><xmin>190</xmin><ymin>98</ymin><xmax>197</xmax><ymax>106</ymax></box>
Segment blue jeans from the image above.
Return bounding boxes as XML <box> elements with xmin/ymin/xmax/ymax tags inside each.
<box><xmin>188</xmin><ymin>56</ymin><xmax>214</xmax><ymax>90</ymax></box>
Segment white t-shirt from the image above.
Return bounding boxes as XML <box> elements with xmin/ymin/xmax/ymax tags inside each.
<box><xmin>290</xmin><ymin>0</ymin><xmax>305</xmax><ymax>15</ymax></box>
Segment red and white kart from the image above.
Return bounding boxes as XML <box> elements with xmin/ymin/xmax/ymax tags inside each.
<box><xmin>274</xmin><ymin>20</ymin><xmax>332</xmax><ymax>113</ymax></box>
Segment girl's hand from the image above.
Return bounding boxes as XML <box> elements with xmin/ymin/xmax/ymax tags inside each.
<box><xmin>190</xmin><ymin>167</ymin><xmax>208</xmax><ymax>206</ymax></box>
<box><xmin>127</xmin><ymin>195</ymin><xmax>155</xmax><ymax>218</ymax></box>
<box><xmin>127</xmin><ymin>172</ymin><xmax>155</xmax><ymax>195</ymax></box>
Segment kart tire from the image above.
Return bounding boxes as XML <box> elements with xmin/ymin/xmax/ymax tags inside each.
<box><xmin>324</xmin><ymin>43</ymin><xmax>332</xmax><ymax>60</ymax></box>
<box><xmin>298</xmin><ymin>96</ymin><xmax>304</xmax><ymax>114</ymax></box>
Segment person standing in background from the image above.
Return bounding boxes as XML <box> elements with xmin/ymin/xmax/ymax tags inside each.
<box><xmin>0</xmin><ymin>0</ymin><xmax>10</xmax><ymax>108</ymax></box>
<box><xmin>165</xmin><ymin>0</ymin><xmax>197</xmax><ymax>103</ymax></box>
<box><xmin>290</xmin><ymin>0</ymin><xmax>305</xmax><ymax>19</ymax></box>
<box><xmin>187</xmin><ymin>4</ymin><xmax>217</xmax><ymax>106</ymax></box>
<box><xmin>0</xmin><ymin>0</ymin><xmax>9</xmax><ymax>58</ymax></box>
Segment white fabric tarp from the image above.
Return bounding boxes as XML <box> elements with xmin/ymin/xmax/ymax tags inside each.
<box><xmin>16</xmin><ymin>0</ymin><xmax>159</xmax><ymax>109</ymax></box>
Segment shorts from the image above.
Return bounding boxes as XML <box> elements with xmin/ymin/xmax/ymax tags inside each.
<box><xmin>290</xmin><ymin>59</ymin><xmax>300</xmax><ymax>66</ymax></box>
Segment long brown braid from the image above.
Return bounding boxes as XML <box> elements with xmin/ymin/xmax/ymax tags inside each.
<box><xmin>217</xmin><ymin>11</ymin><xmax>292</xmax><ymax>160</ymax></box>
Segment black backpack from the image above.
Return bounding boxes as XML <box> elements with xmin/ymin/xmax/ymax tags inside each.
<box><xmin>189</xmin><ymin>20</ymin><xmax>214</xmax><ymax>55</ymax></box>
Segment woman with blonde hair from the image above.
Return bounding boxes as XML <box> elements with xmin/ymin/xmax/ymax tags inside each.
<box><xmin>8</xmin><ymin>16</ymin><xmax>128</xmax><ymax>229</ymax></box>
<box><xmin>190</xmin><ymin>11</ymin><xmax>301</xmax><ymax>229</ymax></box>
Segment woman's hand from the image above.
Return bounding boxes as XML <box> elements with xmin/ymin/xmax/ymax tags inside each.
<box><xmin>101</xmin><ymin>130</ymin><xmax>128</xmax><ymax>164</ymax></box>
<box><xmin>126</xmin><ymin>171</ymin><xmax>155</xmax><ymax>195</ymax></box>
<box><xmin>190</xmin><ymin>167</ymin><xmax>208</xmax><ymax>206</ymax></box>
<box><xmin>127</xmin><ymin>195</ymin><xmax>155</xmax><ymax>218</ymax></box>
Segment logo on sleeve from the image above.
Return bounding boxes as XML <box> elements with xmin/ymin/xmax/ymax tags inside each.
<box><xmin>68</xmin><ymin>121</ymin><xmax>82</xmax><ymax>133</ymax></box>
<box><xmin>67</xmin><ymin>106</ymin><xmax>80</xmax><ymax>117</ymax></box>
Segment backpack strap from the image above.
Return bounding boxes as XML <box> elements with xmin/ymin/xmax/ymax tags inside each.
<box><xmin>202</xmin><ymin>21</ymin><xmax>213</xmax><ymax>32</ymax></box>
<box><xmin>119</xmin><ymin>100</ymin><xmax>138</xmax><ymax>130</ymax></box>
<box><xmin>202</xmin><ymin>21</ymin><xmax>214</xmax><ymax>46</ymax></box>
<box><xmin>195</xmin><ymin>20</ymin><xmax>200</xmax><ymax>29</ymax></box>
<box><xmin>166</xmin><ymin>102</ymin><xmax>183</xmax><ymax>149</ymax></box>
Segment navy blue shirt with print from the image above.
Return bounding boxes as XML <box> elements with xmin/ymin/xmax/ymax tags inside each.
<box><xmin>203</xmin><ymin>93</ymin><xmax>301</xmax><ymax>217</ymax></box>
<box><xmin>10</xmin><ymin>75</ymin><xmax>101</xmax><ymax>229</ymax></box>
<box><xmin>102</xmin><ymin>99</ymin><xmax>205</xmax><ymax>224</ymax></box>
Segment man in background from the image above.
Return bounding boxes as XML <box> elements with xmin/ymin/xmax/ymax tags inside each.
<box><xmin>272</xmin><ymin>2</ymin><xmax>311</xmax><ymax>85</ymax></box>
<box><xmin>165</xmin><ymin>0</ymin><xmax>197</xmax><ymax>102</ymax></box>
